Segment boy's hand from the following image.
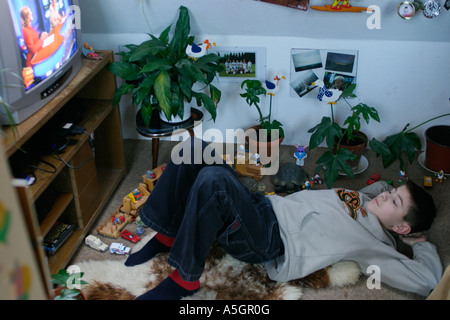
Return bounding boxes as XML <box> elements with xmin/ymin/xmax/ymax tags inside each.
<box><xmin>399</xmin><ymin>232</ymin><xmax>428</xmax><ymax>246</ymax></box>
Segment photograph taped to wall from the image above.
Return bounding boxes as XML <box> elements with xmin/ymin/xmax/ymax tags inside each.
<box><xmin>210</xmin><ymin>47</ymin><xmax>266</xmax><ymax>83</ymax></box>
<box><xmin>290</xmin><ymin>48</ymin><xmax>358</xmax><ymax>98</ymax></box>
<box><xmin>256</xmin><ymin>0</ymin><xmax>310</xmax><ymax>11</ymax></box>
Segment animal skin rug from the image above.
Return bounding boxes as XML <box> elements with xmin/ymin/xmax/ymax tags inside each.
<box><xmin>78</xmin><ymin>234</ymin><xmax>361</xmax><ymax>300</ymax></box>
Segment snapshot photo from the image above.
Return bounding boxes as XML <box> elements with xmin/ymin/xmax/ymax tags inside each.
<box><xmin>290</xmin><ymin>70</ymin><xmax>318</xmax><ymax>98</ymax></box>
<box><xmin>292</xmin><ymin>49</ymin><xmax>323</xmax><ymax>72</ymax></box>
<box><xmin>325</xmin><ymin>52</ymin><xmax>357</xmax><ymax>76</ymax></box>
<box><xmin>323</xmin><ymin>71</ymin><xmax>356</xmax><ymax>92</ymax></box>
<box><xmin>210</xmin><ymin>47</ymin><xmax>266</xmax><ymax>82</ymax></box>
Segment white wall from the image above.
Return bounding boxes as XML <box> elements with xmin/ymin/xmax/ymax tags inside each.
<box><xmin>79</xmin><ymin>0</ymin><xmax>450</xmax><ymax>148</ymax></box>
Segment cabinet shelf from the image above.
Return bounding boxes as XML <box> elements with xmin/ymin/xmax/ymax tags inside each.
<box><xmin>3</xmin><ymin>51</ymin><xmax>126</xmax><ymax>277</ymax></box>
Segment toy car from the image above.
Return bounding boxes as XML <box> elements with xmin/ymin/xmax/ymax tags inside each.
<box><xmin>120</xmin><ymin>229</ymin><xmax>140</xmax><ymax>243</ymax></box>
<box><xmin>367</xmin><ymin>173</ymin><xmax>381</xmax><ymax>185</ymax></box>
<box><xmin>110</xmin><ymin>242</ymin><xmax>131</xmax><ymax>255</ymax></box>
<box><xmin>85</xmin><ymin>235</ymin><xmax>108</xmax><ymax>252</ymax></box>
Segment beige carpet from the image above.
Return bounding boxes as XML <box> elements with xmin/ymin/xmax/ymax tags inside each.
<box><xmin>70</xmin><ymin>139</ymin><xmax>450</xmax><ymax>300</ymax></box>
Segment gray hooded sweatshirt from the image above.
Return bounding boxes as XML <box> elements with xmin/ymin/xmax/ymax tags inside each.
<box><xmin>264</xmin><ymin>181</ymin><xmax>442</xmax><ymax>296</ymax></box>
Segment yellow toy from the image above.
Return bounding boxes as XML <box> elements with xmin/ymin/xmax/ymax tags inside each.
<box><xmin>311</xmin><ymin>1</ymin><xmax>373</xmax><ymax>12</ymax></box>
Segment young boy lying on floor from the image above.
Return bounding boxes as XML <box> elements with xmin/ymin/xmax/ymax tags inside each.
<box><xmin>125</xmin><ymin>138</ymin><xmax>442</xmax><ymax>299</ymax></box>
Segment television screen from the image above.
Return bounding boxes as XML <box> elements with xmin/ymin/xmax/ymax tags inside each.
<box><xmin>7</xmin><ymin>0</ymin><xmax>78</xmax><ymax>91</ymax></box>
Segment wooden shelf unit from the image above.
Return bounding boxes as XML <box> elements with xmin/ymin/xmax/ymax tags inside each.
<box><xmin>2</xmin><ymin>51</ymin><xmax>126</xmax><ymax>275</ymax></box>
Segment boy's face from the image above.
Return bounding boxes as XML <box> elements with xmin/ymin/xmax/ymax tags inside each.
<box><xmin>366</xmin><ymin>185</ymin><xmax>412</xmax><ymax>234</ymax></box>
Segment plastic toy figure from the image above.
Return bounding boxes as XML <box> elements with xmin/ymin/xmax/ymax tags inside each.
<box><xmin>399</xmin><ymin>170</ymin><xmax>408</xmax><ymax>184</ymax></box>
<box><xmin>237</xmin><ymin>145</ymin><xmax>245</xmax><ymax>159</ymax></box>
<box><xmin>85</xmin><ymin>235</ymin><xmax>108</xmax><ymax>252</ymax></box>
<box><xmin>112</xmin><ymin>216</ymin><xmax>125</xmax><ymax>225</ymax></box>
<box><xmin>146</xmin><ymin>170</ymin><xmax>156</xmax><ymax>179</ymax></box>
<box><xmin>313</xmin><ymin>174</ymin><xmax>322</xmax><ymax>185</ymax></box>
<box><xmin>135</xmin><ymin>216</ymin><xmax>146</xmax><ymax>235</ymax></box>
<box><xmin>294</xmin><ymin>145</ymin><xmax>307</xmax><ymax>166</ymax></box>
<box><xmin>367</xmin><ymin>173</ymin><xmax>381</xmax><ymax>185</ymax></box>
<box><xmin>435</xmin><ymin>170</ymin><xmax>447</xmax><ymax>183</ymax></box>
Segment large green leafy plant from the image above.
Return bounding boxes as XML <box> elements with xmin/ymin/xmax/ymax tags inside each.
<box><xmin>369</xmin><ymin>113</ymin><xmax>450</xmax><ymax>170</ymax></box>
<box><xmin>108</xmin><ymin>6</ymin><xmax>223</xmax><ymax>127</ymax></box>
<box><xmin>308</xmin><ymin>84</ymin><xmax>380</xmax><ymax>187</ymax></box>
<box><xmin>240</xmin><ymin>79</ymin><xmax>284</xmax><ymax>139</ymax></box>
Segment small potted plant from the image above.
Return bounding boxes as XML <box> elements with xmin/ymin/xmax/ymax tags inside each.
<box><xmin>108</xmin><ymin>6</ymin><xmax>224</xmax><ymax>127</ymax></box>
<box><xmin>240</xmin><ymin>78</ymin><xmax>285</xmax><ymax>159</ymax></box>
<box><xmin>308</xmin><ymin>84</ymin><xmax>380</xmax><ymax>188</ymax></box>
<box><xmin>369</xmin><ymin>113</ymin><xmax>450</xmax><ymax>172</ymax></box>
<box><xmin>51</xmin><ymin>268</ymin><xmax>88</xmax><ymax>300</ymax></box>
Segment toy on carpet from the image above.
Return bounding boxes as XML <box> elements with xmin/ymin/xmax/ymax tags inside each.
<box><xmin>398</xmin><ymin>170</ymin><xmax>408</xmax><ymax>184</ymax></box>
<box><xmin>367</xmin><ymin>173</ymin><xmax>381</xmax><ymax>185</ymax></box>
<box><xmin>435</xmin><ymin>170</ymin><xmax>447</xmax><ymax>183</ymax></box>
<box><xmin>424</xmin><ymin>176</ymin><xmax>433</xmax><ymax>189</ymax></box>
<box><xmin>110</xmin><ymin>243</ymin><xmax>130</xmax><ymax>255</ymax></box>
<box><xmin>122</xmin><ymin>183</ymin><xmax>150</xmax><ymax>214</ymax></box>
<box><xmin>142</xmin><ymin>163</ymin><xmax>166</xmax><ymax>192</ymax></box>
<box><xmin>294</xmin><ymin>145</ymin><xmax>307</xmax><ymax>166</ymax></box>
<box><xmin>97</xmin><ymin>210</ymin><xmax>134</xmax><ymax>239</ymax></box>
<box><xmin>273</xmin><ymin>163</ymin><xmax>309</xmax><ymax>194</ymax></box>
<box><xmin>224</xmin><ymin>151</ymin><xmax>264</xmax><ymax>181</ymax></box>
<box><xmin>120</xmin><ymin>229</ymin><xmax>141</xmax><ymax>243</ymax></box>
<box><xmin>85</xmin><ymin>235</ymin><xmax>108</xmax><ymax>252</ymax></box>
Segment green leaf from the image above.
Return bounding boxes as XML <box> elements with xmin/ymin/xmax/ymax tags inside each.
<box><xmin>154</xmin><ymin>71</ymin><xmax>172</xmax><ymax>120</ymax></box>
<box><xmin>169</xmin><ymin>6</ymin><xmax>190</xmax><ymax>57</ymax></box>
<box><xmin>112</xmin><ymin>83</ymin><xmax>135</xmax><ymax>106</ymax></box>
<box><xmin>308</xmin><ymin>117</ymin><xmax>342</xmax><ymax>150</ymax></box>
<box><xmin>129</xmin><ymin>39</ymin><xmax>167</xmax><ymax>62</ymax></box>
<box><xmin>108</xmin><ymin>61</ymin><xmax>142</xmax><ymax>81</ymax></box>
<box><xmin>315</xmin><ymin>149</ymin><xmax>356</xmax><ymax>188</ymax></box>
<box><xmin>141</xmin><ymin>58</ymin><xmax>172</xmax><ymax>73</ymax></box>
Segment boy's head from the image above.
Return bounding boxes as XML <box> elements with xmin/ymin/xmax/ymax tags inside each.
<box><xmin>367</xmin><ymin>180</ymin><xmax>436</xmax><ymax>235</ymax></box>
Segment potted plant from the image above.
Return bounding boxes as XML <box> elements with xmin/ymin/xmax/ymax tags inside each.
<box><xmin>369</xmin><ymin>113</ymin><xmax>450</xmax><ymax>172</ymax></box>
<box><xmin>51</xmin><ymin>268</ymin><xmax>88</xmax><ymax>300</ymax></box>
<box><xmin>308</xmin><ymin>84</ymin><xmax>380</xmax><ymax>188</ymax></box>
<box><xmin>108</xmin><ymin>6</ymin><xmax>224</xmax><ymax>127</ymax></box>
<box><xmin>240</xmin><ymin>78</ymin><xmax>285</xmax><ymax>159</ymax></box>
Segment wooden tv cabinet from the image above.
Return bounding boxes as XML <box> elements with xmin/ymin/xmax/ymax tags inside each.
<box><xmin>2</xmin><ymin>50</ymin><xmax>126</xmax><ymax>275</ymax></box>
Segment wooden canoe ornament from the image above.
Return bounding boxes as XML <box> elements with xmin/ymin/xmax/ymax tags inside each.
<box><xmin>311</xmin><ymin>1</ymin><xmax>374</xmax><ymax>12</ymax></box>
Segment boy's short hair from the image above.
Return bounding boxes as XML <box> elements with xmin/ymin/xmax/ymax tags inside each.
<box><xmin>403</xmin><ymin>180</ymin><xmax>437</xmax><ymax>233</ymax></box>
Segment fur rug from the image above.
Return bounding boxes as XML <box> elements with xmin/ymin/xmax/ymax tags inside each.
<box><xmin>78</xmin><ymin>234</ymin><xmax>362</xmax><ymax>300</ymax></box>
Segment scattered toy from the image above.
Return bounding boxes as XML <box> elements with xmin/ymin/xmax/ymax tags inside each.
<box><xmin>424</xmin><ymin>176</ymin><xmax>433</xmax><ymax>189</ymax></box>
<box><xmin>120</xmin><ymin>229</ymin><xmax>140</xmax><ymax>243</ymax></box>
<box><xmin>398</xmin><ymin>170</ymin><xmax>408</xmax><ymax>184</ymax></box>
<box><xmin>110</xmin><ymin>242</ymin><xmax>131</xmax><ymax>255</ymax></box>
<box><xmin>85</xmin><ymin>235</ymin><xmax>108</xmax><ymax>252</ymax></box>
<box><xmin>294</xmin><ymin>145</ymin><xmax>307</xmax><ymax>166</ymax></box>
<box><xmin>367</xmin><ymin>173</ymin><xmax>381</xmax><ymax>185</ymax></box>
<box><xmin>435</xmin><ymin>170</ymin><xmax>447</xmax><ymax>183</ymax></box>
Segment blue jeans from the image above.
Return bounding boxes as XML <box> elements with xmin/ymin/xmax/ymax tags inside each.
<box><xmin>139</xmin><ymin>138</ymin><xmax>283</xmax><ymax>281</ymax></box>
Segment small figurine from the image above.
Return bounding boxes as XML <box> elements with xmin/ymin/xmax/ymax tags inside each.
<box><xmin>435</xmin><ymin>170</ymin><xmax>447</xmax><ymax>183</ymax></box>
<box><xmin>312</xmin><ymin>80</ymin><xmax>342</xmax><ymax>105</ymax></box>
<box><xmin>303</xmin><ymin>180</ymin><xmax>313</xmax><ymax>190</ymax></box>
<box><xmin>237</xmin><ymin>144</ymin><xmax>246</xmax><ymax>159</ymax></box>
<box><xmin>186</xmin><ymin>39</ymin><xmax>215</xmax><ymax>59</ymax></box>
<box><xmin>398</xmin><ymin>170</ymin><xmax>408</xmax><ymax>184</ymax></box>
<box><xmin>135</xmin><ymin>216</ymin><xmax>146</xmax><ymax>235</ymax></box>
<box><xmin>146</xmin><ymin>170</ymin><xmax>156</xmax><ymax>179</ymax></box>
<box><xmin>313</xmin><ymin>174</ymin><xmax>323</xmax><ymax>185</ymax></box>
<box><xmin>111</xmin><ymin>216</ymin><xmax>125</xmax><ymax>225</ymax></box>
<box><xmin>250</xmin><ymin>153</ymin><xmax>260</xmax><ymax>166</ymax></box>
<box><xmin>82</xmin><ymin>42</ymin><xmax>104</xmax><ymax>60</ymax></box>
<box><xmin>294</xmin><ymin>145</ymin><xmax>307</xmax><ymax>166</ymax></box>
<box><xmin>263</xmin><ymin>72</ymin><xmax>286</xmax><ymax>96</ymax></box>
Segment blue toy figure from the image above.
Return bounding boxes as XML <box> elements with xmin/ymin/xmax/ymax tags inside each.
<box><xmin>294</xmin><ymin>145</ymin><xmax>307</xmax><ymax>166</ymax></box>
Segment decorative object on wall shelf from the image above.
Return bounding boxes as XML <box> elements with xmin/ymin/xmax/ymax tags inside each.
<box><xmin>256</xmin><ymin>0</ymin><xmax>309</xmax><ymax>11</ymax></box>
<box><xmin>398</xmin><ymin>1</ymin><xmax>417</xmax><ymax>19</ymax></box>
<box><xmin>311</xmin><ymin>0</ymin><xmax>373</xmax><ymax>12</ymax></box>
<box><xmin>423</xmin><ymin>0</ymin><xmax>442</xmax><ymax>18</ymax></box>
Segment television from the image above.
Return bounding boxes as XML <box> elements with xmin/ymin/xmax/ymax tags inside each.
<box><xmin>0</xmin><ymin>0</ymin><xmax>82</xmax><ymax>125</ymax></box>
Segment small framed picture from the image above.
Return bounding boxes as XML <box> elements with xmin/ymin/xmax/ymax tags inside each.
<box><xmin>209</xmin><ymin>47</ymin><xmax>266</xmax><ymax>83</ymax></box>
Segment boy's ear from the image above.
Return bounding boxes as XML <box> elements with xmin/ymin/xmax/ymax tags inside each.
<box><xmin>393</xmin><ymin>223</ymin><xmax>411</xmax><ymax>235</ymax></box>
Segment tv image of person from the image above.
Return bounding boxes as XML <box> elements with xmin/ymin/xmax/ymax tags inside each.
<box><xmin>49</xmin><ymin>0</ymin><xmax>62</xmax><ymax>31</ymax></box>
<box><xmin>20</xmin><ymin>6</ymin><xmax>48</xmax><ymax>67</ymax></box>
